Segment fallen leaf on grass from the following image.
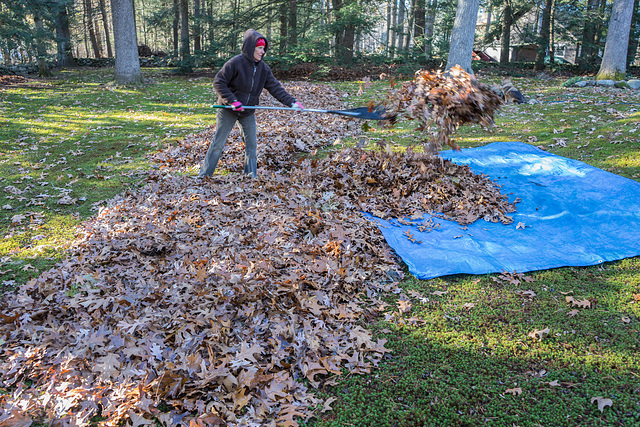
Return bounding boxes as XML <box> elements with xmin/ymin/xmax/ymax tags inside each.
<box><xmin>516</xmin><ymin>290</ymin><xmax>536</xmax><ymax>298</ymax></box>
<box><xmin>321</xmin><ymin>397</ymin><xmax>338</xmax><ymax>413</ymax></box>
<box><xmin>432</xmin><ymin>291</ymin><xmax>448</xmax><ymax>296</ymax></box>
<box><xmin>548</xmin><ymin>380</ymin><xmax>560</xmax><ymax>387</ymax></box>
<box><xmin>57</xmin><ymin>195</ymin><xmax>77</xmax><ymax>205</ymax></box>
<box><xmin>566</xmin><ymin>296</ymin><xmax>591</xmax><ymax>308</ymax></box>
<box><xmin>505</xmin><ymin>387</ymin><xmax>522</xmax><ymax>396</ymax></box>
<box><xmin>568</xmin><ymin>310</ymin><xmax>580</xmax><ymax>318</ymax></box>
<box><xmin>462</xmin><ymin>302</ymin><xmax>476</xmax><ymax>310</ymax></box>
<box><xmin>11</xmin><ymin>214</ymin><xmax>26</xmax><ymax>224</ymax></box>
<box><xmin>397</xmin><ymin>299</ymin><xmax>412</xmax><ymax>314</ymax></box>
<box><xmin>493</xmin><ymin>271</ymin><xmax>534</xmax><ymax>286</ymax></box>
<box><xmin>591</xmin><ymin>396</ymin><xmax>613</xmax><ymax>412</ymax></box>
<box><xmin>621</xmin><ymin>316</ymin><xmax>631</xmax><ymax>324</ymax></box>
<box><xmin>633</xmin><ymin>293</ymin><xmax>640</xmax><ymax>302</ymax></box>
<box><xmin>528</xmin><ymin>327</ymin><xmax>550</xmax><ymax>341</ymax></box>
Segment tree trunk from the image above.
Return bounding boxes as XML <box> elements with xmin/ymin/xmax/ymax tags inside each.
<box><xmin>194</xmin><ymin>0</ymin><xmax>201</xmax><ymax>51</ymax></box>
<box><xmin>34</xmin><ymin>11</ymin><xmax>52</xmax><ymax>77</ymax></box>
<box><xmin>483</xmin><ymin>4</ymin><xmax>492</xmax><ymax>44</ymax></box>
<box><xmin>500</xmin><ymin>5</ymin><xmax>513</xmax><ymax>64</ymax></box>
<box><xmin>98</xmin><ymin>0</ymin><xmax>113</xmax><ymax>57</ymax></box>
<box><xmin>593</xmin><ymin>0</ymin><xmax>608</xmax><ymax>58</ymax></box>
<box><xmin>279</xmin><ymin>0</ymin><xmax>288</xmax><ymax>54</ymax></box>
<box><xmin>332</xmin><ymin>0</ymin><xmax>355</xmax><ymax>63</ymax></box>
<box><xmin>179</xmin><ymin>0</ymin><xmax>191</xmax><ymax>71</ymax></box>
<box><xmin>534</xmin><ymin>0</ymin><xmax>553</xmax><ymax>71</ymax></box>
<box><xmin>404</xmin><ymin>0</ymin><xmax>414</xmax><ymax>51</ymax></box>
<box><xmin>288</xmin><ymin>0</ymin><xmax>297</xmax><ymax>49</ymax></box>
<box><xmin>208</xmin><ymin>0</ymin><xmax>214</xmax><ymax>50</ymax></box>
<box><xmin>626</xmin><ymin>0</ymin><xmax>639</xmax><ymax>66</ymax></box>
<box><xmin>55</xmin><ymin>1</ymin><xmax>76</xmax><ymax>67</ymax></box>
<box><xmin>85</xmin><ymin>0</ymin><xmax>102</xmax><ymax>57</ymax></box>
<box><xmin>342</xmin><ymin>23</ymin><xmax>355</xmax><ymax>62</ymax></box>
<box><xmin>413</xmin><ymin>0</ymin><xmax>425</xmax><ymax>52</ymax></box>
<box><xmin>1</xmin><ymin>46</ymin><xmax>10</xmax><ymax>66</ymax></box>
<box><xmin>390</xmin><ymin>0</ymin><xmax>398</xmax><ymax>56</ymax></box>
<box><xmin>111</xmin><ymin>0</ymin><xmax>142</xmax><ymax>84</ymax></box>
<box><xmin>386</xmin><ymin>2</ymin><xmax>392</xmax><ymax>54</ymax></box>
<box><xmin>424</xmin><ymin>0</ymin><xmax>437</xmax><ymax>56</ymax></box>
<box><xmin>173</xmin><ymin>0</ymin><xmax>179</xmax><ymax>54</ymax></box>
<box><xmin>579</xmin><ymin>0</ymin><xmax>600</xmax><ymax>66</ymax></box>
<box><xmin>596</xmin><ymin>0</ymin><xmax>635</xmax><ymax>80</ymax></box>
<box><xmin>82</xmin><ymin>2</ymin><xmax>90</xmax><ymax>57</ymax></box>
<box><xmin>397</xmin><ymin>0</ymin><xmax>405</xmax><ymax>52</ymax></box>
<box><xmin>445</xmin><ymin>0</ymin><xmax>479</xmax><ymax>73</ymax></box>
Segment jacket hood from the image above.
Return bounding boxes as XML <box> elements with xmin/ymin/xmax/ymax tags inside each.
<box><xmin>242</xmin><ymin>29</ymin><xmax>268</xmax><ymax>62</ymax></box>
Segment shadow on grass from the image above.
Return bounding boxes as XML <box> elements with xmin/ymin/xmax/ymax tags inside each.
<box><xmin>309</xmin><ymin>263</ymin><xmax>640</xmax><ymax>427</ymax></box>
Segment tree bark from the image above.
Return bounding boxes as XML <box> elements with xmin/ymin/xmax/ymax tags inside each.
<box><xmin>55</xmin><ymin>1</ymin><xmax>76</xmax><ymax>67</ymax></box>
<box><xmin>34</xmin><ymin>10</ymin><xmax>52</xmax><ymax>76</ymax></box>
<box><xmin>342</xmin><ymin>22</ymin><xmax>355</xmax><ymax>62</ymax></box>
<box><xmin>483</xmin><ymin>4</ymin><xmax>492</xmax><ymax>44</ymax></box>
<box><xmin>173</xmin><ymin>0</ymin><xmax>179</xmax><ymax>54</ymax></box>
<box><xmin>424</xmin><ymin>0</ymin><xmax>437</xmax><ymax>56</ymax></box>
<box><xmin>579</xmin><ymin>0</ymin><xmax>600</xmax><ymax>66</ymax></box>
<box><xmin>84</xmin><ymin>0</ymin><xmax>102</xmax><ymax>57</ymax></box>
<box><xmin>179</xmin><ymin>0</ymin><xmax>191</xmax><ymax>70</ymax></box>
<box><xmin>194</xmin><ymin>0</ymin><xmax>201</xmax><ymax>51</ymax></box>
<box><xmin>390</xmin><ymin>0</ymin><xmax>398</xmax><ymax>56</ymax></box>
<box><xmin>534</xmin><ymin>0</ymin><xmax>553</xmax><ymax>71</ymax></box>
<box><xmin>445</xmin><ymin>0</ymin><xmax>479</xmax><ymax>73</ymax></box>
<box><xmin>386</xmin><ymin>2</ymin><xmax>392</xmax><ymax>54</ymax></box>
<box><xmin>279</xmin><ymin>0</ymin><xmax>288</xmax><ymax>54</ymax></box>
<box><xmin>500</xmin><ymin>5</ymin><xmax>513</xmax><ymax>64</ymax></box>
<box><xmin>288</xmin><ymin>0</ymin><xmax>297</xmax><ymax>49</ymax></box>
<box><xmin>397</xmin><ymin>0</ymin><xmax>405</xmax><ymax>52</ymax></box>
<box><xmin>596</xmin><ymin>0</ymin><xmax>635</xmax><ymax>80</ymax></box>
<box><xmin>208</xmin><ymin>0</ymin><xmax>214</xmax><ymax>50</ymax></box>
<box><xmin>333</xmin><ymin>0</ymin><xmax>355</xmax><ymax>63</ymax></box>
<box><xmin>592</xmin><ymin>0</ymin><xmax>608</xmax><ymax>59</ymax></box>
<box><xmin>413</xmin><ymin>0</ymin><xmax>425</xmax><ymax>52</ymax></box>
<box><xmin>98</xmin><ymin>0</ymin><xmax>113</xmax><ymax>57</ymax></box>
<box><xmin>111</xmin><ymin>0</ymin><xmax>142</xmax><ymax>84</ymax></box>
<box><xmin>404</xmin><ymin>0</ymin><xmax>414</xmax><ymax>51</ymax></box>
<box><xmin>626</xmin><ymin>0</ymin><xmax>639</xmax><ymax>66</ymax></box>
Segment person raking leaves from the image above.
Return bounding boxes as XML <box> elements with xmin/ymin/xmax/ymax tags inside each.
<box><xmin>198</xmin><ymin>29</ymin><xmax>304</xmax><ymax>178</ymax></box>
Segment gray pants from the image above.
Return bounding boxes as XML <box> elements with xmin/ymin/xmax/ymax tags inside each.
<box><xmin>198</xmin><ymin>108</ymin><xmax>258</xmax><ymax>177</ymax></box>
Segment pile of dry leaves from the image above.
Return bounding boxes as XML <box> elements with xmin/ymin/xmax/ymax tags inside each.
<box><xmin>0</xmin><ymin>75</ymin><xmax>27</xmax><ymax>86</ymax></box>
<box><xmin>384</xmin><ymin>65</ymin><xmax>503</xmax><ymax>154</ymax></box>
<box><xmin>0</xmin><ymin>81</ymin><xmax>515</xmax><ymax>426</ymax></box>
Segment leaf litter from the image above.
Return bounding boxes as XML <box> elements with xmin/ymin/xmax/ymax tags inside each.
<box><xmin>0</xmin><ymin>79</ymin><xmax>516</xmax><ymax>426</ymax></box>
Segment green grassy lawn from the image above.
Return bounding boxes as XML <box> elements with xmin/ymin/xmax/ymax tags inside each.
<box><xmin>1</xmin><ymin>69</ymin><xmax>639</xmax><ymax>426</ymax></box>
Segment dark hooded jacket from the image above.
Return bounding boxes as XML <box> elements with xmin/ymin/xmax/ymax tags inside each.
<box><xmin>213</xmin><ymin>29</ymin><xmax>296</xmax><ymax>117</ymax></box>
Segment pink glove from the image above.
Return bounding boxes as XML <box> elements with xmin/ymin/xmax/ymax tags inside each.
<box><xmin>231</xmin><ymin>101</ymin><xmax>244</xmax><ymax>112</ymax></box>
<box><xmin>291</xmin><ymin>101</ymin><xmax>304</xmax><ymax>111</ymax></box>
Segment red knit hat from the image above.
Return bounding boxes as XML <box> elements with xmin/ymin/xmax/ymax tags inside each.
<box><xmin>256</xmin><ymin>38</ymin><xmax>266</xmax><ymax>47</ymax></box>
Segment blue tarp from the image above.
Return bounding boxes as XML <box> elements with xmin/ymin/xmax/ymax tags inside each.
<box><xmin>371</xmin><ymin>141</ymin><xmax>640</xmax><ymax>280</ymax></box>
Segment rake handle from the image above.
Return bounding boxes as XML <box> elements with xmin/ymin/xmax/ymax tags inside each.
<box><xmin>211</xmin><ymin>104</ymin><xmax>360</xmax><ymax>116</ymax></box>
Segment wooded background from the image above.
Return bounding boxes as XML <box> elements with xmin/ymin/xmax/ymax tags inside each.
<box><xmin>1</xmin><ymin>0</ymin><xmax>639</xmax><ymax>72</ymax></box>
